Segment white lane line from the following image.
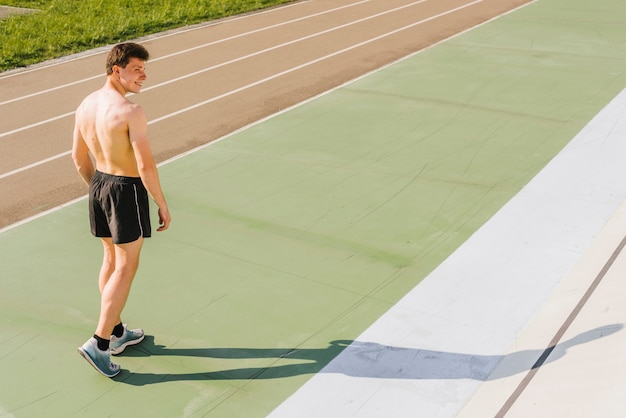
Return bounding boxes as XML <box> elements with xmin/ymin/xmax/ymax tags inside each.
<box><xmin>0</xmin><ymin>0</ymin><xmax>484</xmax><ymax>180</ymax></box>
<box><xmin>0</xmin><ymin>151</ymin><xmax>71</xmax><ymax>181</ymax></box>
<box><xmin>0</xmin><ymin>111</ymin><xmax>75</xmax><ymax>139</ymax></box>
<box><xmin>0</xmin><ymin>77</ymin><xmax>101</xmax><ymax>107</ymax></box>
<box><xmin>268</xmin><ymin>86</ymin><xmax>626</xmax><ymax>416</ymax></box>
<box><xmin>0</xmin><ymin>194</ymin><xmax>88</xmax><ymax>234</ymax></box>
<box><xmin>0</xmin><ymin>0</ymin><xmax>372</xmax><ymax>106</ymax></box>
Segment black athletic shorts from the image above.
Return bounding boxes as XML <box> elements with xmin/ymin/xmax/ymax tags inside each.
<box><xmin>89</xmin><ymin>171</ymin><xmax>151</xmax><ymax>244</ymax></box>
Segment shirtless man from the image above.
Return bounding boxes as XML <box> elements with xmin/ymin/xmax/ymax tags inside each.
<box><xmin>72</xmin><ymin>43</ymin><xmax>171</xmax><ymax>377</ymax></box>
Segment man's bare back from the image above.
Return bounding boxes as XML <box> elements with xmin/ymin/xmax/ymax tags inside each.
<box><xmin>75</xmin><ymin>87</ymin><xmax>143</xmax><ymax>177</ymax></box>
<box><xmin>73</xmin><ymin>56</ymin><xmax>150</xmax><ymax>179</ymax></box>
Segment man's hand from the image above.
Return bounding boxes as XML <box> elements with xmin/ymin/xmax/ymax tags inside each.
<box><xmin>157</xmin><ymin>206</ymin><xmax>171</xmax><ymax>232</ymax></box>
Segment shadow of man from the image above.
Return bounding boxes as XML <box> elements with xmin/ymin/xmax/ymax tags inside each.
<box><xmin>116</xmin><ymin>324</ymin><xmax>622</xmax><ymax>385</ymax></box>
<box><xmin>117</xmin><ymin>337</ymin><xmax>353</xmax><ymax>385</ymax></box>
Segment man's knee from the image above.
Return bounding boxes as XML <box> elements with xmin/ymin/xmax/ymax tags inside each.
<box><xmin>113</xmin><ymin>239</ymin><xmax>143</xmax><ymax>275</ymax></box>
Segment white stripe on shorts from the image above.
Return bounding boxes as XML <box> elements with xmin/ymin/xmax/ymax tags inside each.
<box><xmin>132</xmin><ymin>184</ymin><xmax>144</xmax><ymax>237</ymax></box>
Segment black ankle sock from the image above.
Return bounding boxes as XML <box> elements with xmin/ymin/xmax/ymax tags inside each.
<box><xmin>93</xmin><ymin>334</ymin><xmax>110</xmax><ymax>351</ymax></box>
<box><xmin>112</xmin><ymin>322</ymin><xmax>124</xmax><ymax>338</ymax></box>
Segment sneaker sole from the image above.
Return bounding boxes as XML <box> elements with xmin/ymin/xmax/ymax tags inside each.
<box><xmin>77</xmin><ymin>347</ymin><xmax>120</xmax><ymax>378</ymax></box>
<box><xmin>111</xmin><ymin>333</ymin><xmax>145</xmax><ymax>356</ymax></box>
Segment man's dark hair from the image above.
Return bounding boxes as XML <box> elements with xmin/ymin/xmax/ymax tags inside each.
<box><xmin>105</xmin><ymin>43</ymin><xmax>150</xmax><ymax>75</ymax></box>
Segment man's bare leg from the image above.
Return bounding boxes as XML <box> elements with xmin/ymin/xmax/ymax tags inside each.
<box><xmin>77</xmin><ymin>238</ymin><xmax>145</xmax><ymax>377</ymax></box>
<box><xmin>98</xmin><ymin>238</ymin><xmax>116</xmax><ymax>292</ymax></box>
<box><xmin>95</xmin><ymin>237</ymin><xmax>143</xmax><ymax>340</ymax></box>
<box><xmin>98</xmin><ymin>238</ymin><xmax>119</xmax><ymax>324</ymax></box>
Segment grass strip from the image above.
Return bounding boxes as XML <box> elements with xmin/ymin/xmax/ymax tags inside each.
<box><xmin>0</xmin><ymin>0</ymin><xmax>296</xmax><ymax>72</ymax></box>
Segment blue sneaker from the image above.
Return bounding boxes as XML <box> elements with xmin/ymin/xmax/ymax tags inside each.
<box><xmin>77</xmin><ymin>337</ymin><xmax>120</xmax><ymax>377</ymax></box>
<box><xmin>110</xmin><ymin>324</ymin><xmax>144</xmax><ymax>355</ymax></box>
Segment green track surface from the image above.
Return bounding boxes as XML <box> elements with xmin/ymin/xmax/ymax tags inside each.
<box><xmin>1</xmin><ymin>0</ymin><xmax>625</xmax><ymax>416</ymax></box>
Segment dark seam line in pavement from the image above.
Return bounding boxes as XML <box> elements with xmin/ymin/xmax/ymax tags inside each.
<box><xmin>495</xmin><ymin>232</ymin><xmax>626</xmax><ymax>417</ymax></box>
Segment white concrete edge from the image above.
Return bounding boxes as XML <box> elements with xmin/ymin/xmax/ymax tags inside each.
<box><xmin>268</xmin><ymin>89</ymin><xmax>626</xmax><ymax>417</ymax></box>
<box><xmin>458</xmin><ymin>186</ymin><xmax>626</xmax><ymax>417</ymax></box>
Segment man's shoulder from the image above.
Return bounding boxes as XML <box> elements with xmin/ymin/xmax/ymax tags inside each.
<box><xmin>123</xmin><ymin>99</ymin><xmax>143</xmax><ymax>111</ymax></box>
<box><xmin>122</xmin><ymin>100</ymin><xmax>146</xmax><ymax>122</ymax></box>
<box><xmin>76</xmin><ymin>90</ymin><xmax>98</xmax><ymax>111</ymax></box>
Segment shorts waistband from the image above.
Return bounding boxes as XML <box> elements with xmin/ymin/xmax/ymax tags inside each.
<box><xmin>93</xmin><ymin>170</ymin><xmax>143</xmax><ymax>185</ymax></box>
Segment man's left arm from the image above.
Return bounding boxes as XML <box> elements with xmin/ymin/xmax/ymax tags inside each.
<box><xmin>129</xmin><ymin>106</ymin><xmax>171</xmax><ymax>231</ymax></box>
